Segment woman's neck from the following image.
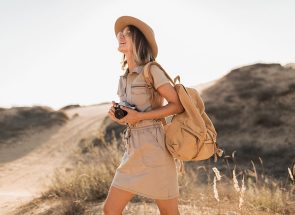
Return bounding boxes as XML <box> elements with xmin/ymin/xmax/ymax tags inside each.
<box><xmin>126</xmin><ymin>55</ymin><xmax>138</xmax><ymax>72</ymax></box>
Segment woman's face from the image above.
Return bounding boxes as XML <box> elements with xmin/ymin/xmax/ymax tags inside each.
<box><xmin>117</xmin><ymin>26</ymin><xmax>133</xmax><ymax>55</ymax></box>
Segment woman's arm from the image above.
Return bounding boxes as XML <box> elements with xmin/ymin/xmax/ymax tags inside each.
<box><xmin>139</xmin><ymin>83</ymin><xmax>184</xmax><ymax>120</ymax></box>
<box><xmin>119</xmin><ymin>83</ymin><xmax>184</xmax><ymax>125</ymax></box>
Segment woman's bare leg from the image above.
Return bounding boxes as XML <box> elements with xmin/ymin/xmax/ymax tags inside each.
<box><xmin>155</xmin><ymin>197</ymin><xmax>180</xmax><ymax>215</ymax></box>
<box><xmin>103</xmin><ymin>186</ymin><xmax>135</xmax><ymax>215</ymax></box>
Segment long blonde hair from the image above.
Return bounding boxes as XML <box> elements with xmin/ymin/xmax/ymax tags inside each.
<box><xmin>120</xmin><ymin>25</ymin><xmax>155</xmax><ymax>70</ymax></box>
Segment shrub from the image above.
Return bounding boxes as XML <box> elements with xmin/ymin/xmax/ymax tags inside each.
<box><xmin>42</xmin><ymin>137</ymin><xmax>122</xmax><ymax>202</ymax></box>
<box><xmin>254</xmin><ymin>112</ymin><xmax>283</xmax><ymax>128</ymax></box>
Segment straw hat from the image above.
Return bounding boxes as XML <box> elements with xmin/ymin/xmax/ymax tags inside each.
<box><xmin>114</xmin><ymin>15</ymin><xmax>158</xmax><ymax>58</ymax></box>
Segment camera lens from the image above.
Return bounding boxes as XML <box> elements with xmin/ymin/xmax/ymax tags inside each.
<box><xmin>114</xmin><ymin>107</ymin><xmax>128</xmax><ymax>119</ymax></box>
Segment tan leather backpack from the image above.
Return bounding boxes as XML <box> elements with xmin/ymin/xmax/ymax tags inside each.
<box><xmin>143</xmin><ymin>61</ymin><xmax>223</xmax><ymax>173</ymax></box>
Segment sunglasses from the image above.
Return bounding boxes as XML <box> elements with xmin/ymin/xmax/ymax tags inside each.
<box><xmin>117</xmin><ymin>30</ymin><xmax>131</xmax><ymax>39</ymax></box>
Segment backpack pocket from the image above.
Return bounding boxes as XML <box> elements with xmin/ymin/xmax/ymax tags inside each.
<box><xmin>165</xmin><ymin>122</ymin><xmax>200</xmax><ymax>160</ymax></box>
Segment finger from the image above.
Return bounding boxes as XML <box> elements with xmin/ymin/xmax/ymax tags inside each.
<box><xmin>112</xmin><ymin>101</ymin><xmax>118</xmax><ymax>107</ymax></box>
<box><xmin>108</xmin><ymin>109</ymin><xmax>114</xmax><ymax>117</ymax></box>
<box><xmin>108</xmin><ymin>113</ymin><xmax>115</xmax><ymax>121</ymax></box>
<box><xmin>120</xmin><ymin>106</ymin><xmax>129</xmax><ymax>112</ymax></box>
<box><xmin>117</xmin><ymin>116</ymin><xmax>125</xmax><ymax>123</ymax></box>
<box><xmin>109</xmin><ymin>106</ymin><xmax>116</xmax><ymax>112</ymax></box>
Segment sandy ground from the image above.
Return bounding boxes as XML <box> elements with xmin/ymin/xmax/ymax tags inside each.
<box><xmin>0</xmin><ymin>103</ymin><xmax>111</xmax><ymax>215</ymax></box>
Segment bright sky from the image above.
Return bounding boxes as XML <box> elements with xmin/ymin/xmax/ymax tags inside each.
<box><xmin>1</xmin><ymin>0</ymin><xmax>294</xmax><ymax>110</ymax></box>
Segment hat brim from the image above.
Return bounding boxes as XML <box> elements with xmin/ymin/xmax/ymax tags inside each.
<box><xmin>114</xmin><ymin>16</ymin><xmax>158</xmax><ymax>58</ymax></box>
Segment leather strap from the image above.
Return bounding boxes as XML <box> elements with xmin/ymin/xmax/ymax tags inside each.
<box><xmin>142</xmin><ymin>61</ymin><xmax>179</xmax><ymax>127</ymax></box>
<box><xmin>143</xmin><ymin>61</ymin><xmax>176</xmax><ymax>87</ymax></box>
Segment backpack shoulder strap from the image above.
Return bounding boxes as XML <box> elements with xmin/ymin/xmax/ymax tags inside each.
<box><xmin>142</xmin><ymin>61</ymin><xmax>179</xmax><ymax>126</ymax></box>
<box><xmin>143</xmin><ymin>61</ymin><xmax>178</xmax><ymax>88</ymax></box>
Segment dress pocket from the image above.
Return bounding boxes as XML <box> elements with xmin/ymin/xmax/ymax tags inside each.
<box><xmin>131</xmin><ymin>84</ymin><xmax>149</xmax><ymax>106</ymax></box>
<box><xmin>131</xmin><ymin>84</ymin><xmax>147</xmax><ymax>94</ymax></box>
<box><xmin>139</xmin><ymin>126</ymin><xmax>170</xmax><ymax>168</ymax></box>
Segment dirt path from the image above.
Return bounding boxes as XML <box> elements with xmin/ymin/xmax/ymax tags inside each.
<box><xmin>0</xmin><ymin>103</ymin><xmax>110</xmax><ymax>215</ymax></box>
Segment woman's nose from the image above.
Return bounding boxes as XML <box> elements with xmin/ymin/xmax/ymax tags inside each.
<box><xmin>117</xmin><ymin>37</ymin><xmax>124</xmax><ymax>44</ymax></box>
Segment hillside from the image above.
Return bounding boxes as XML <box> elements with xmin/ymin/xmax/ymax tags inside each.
<box><xmin>0</xmin><ymin>104</ymin><xmax>110</xmax><ymax>214</ymax></box>
<box><xmin>0</xmin><ymin>106</ymin><xmax>69</xmax><ymax>144</ymax></box>
<box><xmin>200</xmin><ymin>63</ymin><xmax>295</xmax><ymax>178</ymax></box>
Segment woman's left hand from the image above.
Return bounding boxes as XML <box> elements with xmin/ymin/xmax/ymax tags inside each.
<box><xmin>118</xmin><ymin>106</ymin><xmax>142</xmax><ymax>125</ymax></box>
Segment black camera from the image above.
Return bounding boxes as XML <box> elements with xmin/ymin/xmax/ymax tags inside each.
<box><xmin>114</xmin><ymin>101</ymin><xmax>136</xmax><ymax>119</ymax></box>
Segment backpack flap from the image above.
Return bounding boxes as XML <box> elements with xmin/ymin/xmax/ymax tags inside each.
<box><xmin>176</xmin><ymin>85</ymin><xmax>207</xmax><ymax>141</ymax></box>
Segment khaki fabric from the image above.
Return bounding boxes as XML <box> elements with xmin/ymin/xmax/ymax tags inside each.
<box><xmin>116</xmin><ymin>65</ymin><xmax>171</xmax><ymax>112</ymax></box>
<box><xmin>111</xmin><ymin>64</ymin><xmax>179</xmax><ymax>200</ymax></box>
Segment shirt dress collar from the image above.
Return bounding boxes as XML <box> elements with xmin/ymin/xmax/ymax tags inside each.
<box><xmin>121</xmin><ymin>65</ymin><xmax>144</xmax><ymax>77</ymax></box>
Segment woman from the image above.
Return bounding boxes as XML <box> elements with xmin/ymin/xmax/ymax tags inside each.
<box><xmin>103</xmin><ymin>15</ymin><xmax>184</xmax><ymax>215</ymax></box>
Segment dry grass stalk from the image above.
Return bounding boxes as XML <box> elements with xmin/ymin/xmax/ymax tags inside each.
<box><xmin>239</xmin><ymin>174</ymin><xmax>246</xmax><ymax>210</ymax></box>
<box><xmin>233</xmin><ymin>167</ymin><xmax>240</xmax><ymax>192</ymax></box>
<box><xmin>212</xmin><ymin>167</ymin><xmax>221</xmax><ymax>181</ymax></box>
<box><xmin>251</xmin><ymin>160</ymin><xmax>258</xmax><ymax>183</ymax></box>
<box><xmin>288</xmin><ymin>167</ymin><xmax>294</xmax><ymax>182</ymax></box>
<box><xmin>213</xmin><ymin>176</ymin><xmax>219</xmax><ymax>202</ymax></box>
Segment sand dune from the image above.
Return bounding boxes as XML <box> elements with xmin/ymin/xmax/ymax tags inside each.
<box><xmin>0</xmin><ymin>103</ymin><xmax>110</xmax><ymax>214</ymax></box>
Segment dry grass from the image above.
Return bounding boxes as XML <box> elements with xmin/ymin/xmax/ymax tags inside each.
<box><xmin>58</xmin><ymin>200</ymin><xmax>86</xmax><ymax>215</ymax></box>
<box><xmin>37</xmin><ymin>131</ymin><xmax>294</xmax><ymax>214</ymax></box>
<box><xmin>41</xmin><ymin>132</ymin><xmax>123</xmax><ymax>202</ymax></box>
<box><xmin>12</xmin><ymin>119</ymin><xmax>295</xmax><ymax>214</ymax></box>
<box><xmin>177</xmin><ymin>145</ymin><xmax>295</xmax><ymax>214</ymax></box>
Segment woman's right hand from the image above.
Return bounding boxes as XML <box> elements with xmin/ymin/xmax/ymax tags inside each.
<box><xmin>108</xmin><ymin>101</ymin><xmax>125</xmax><ymax>125</ymax></box>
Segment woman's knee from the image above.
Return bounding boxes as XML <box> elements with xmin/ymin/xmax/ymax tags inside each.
<box><xmin>102</xmin><ymin>186</ymin><xmax>134</xmax><ymax>214</ymax></box>
<box><xmin>102</xmin><ymin>201</ymin><xmax>109</xmax><ymax>214</ymax></box>
<box><xmin>156</xmin><ymin>197</ymin><xmax>180</xmax><ymax>215</ymax></box>
<box><xmin>102</xmin><ymin>200</ymin><xmax>121</xmax><ymax>215</ymax></box>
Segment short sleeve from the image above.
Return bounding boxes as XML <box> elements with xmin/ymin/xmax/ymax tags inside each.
<box><xmin>150</xmin><ymin>65</ymin><xmax>171</xmax><ymax>89</ymax></box>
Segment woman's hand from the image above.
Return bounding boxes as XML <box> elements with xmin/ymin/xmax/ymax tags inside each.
<box><xmin>108</xmin><ymin>101</ymin><xmax>125</xmax><ymax>125</ymax></box>
<box><xmin>117</xmin><ymin>106</ymin><xmax>142</xmax><ymax>125</ymax></box>
<box><xmin>108</xmin><ymin>101</ymin><xmax>142</xmax><ymax>126</ymax></box>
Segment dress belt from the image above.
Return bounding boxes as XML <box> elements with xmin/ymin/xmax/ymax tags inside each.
<box><xmin>122</xmin><ymin>119</ymin><xmax>163</xmax><ymax>152</ymax></box>
<box><xmin>127</xmin><ymin>119</ymin><xmax>163</xmax><ymax>129</ymax></box>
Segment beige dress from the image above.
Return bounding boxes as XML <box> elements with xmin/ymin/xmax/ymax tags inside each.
<box><xmin>110</xmin><ymin>64</ymin><xmax>179</xmax><ymax>200</ymax></box>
